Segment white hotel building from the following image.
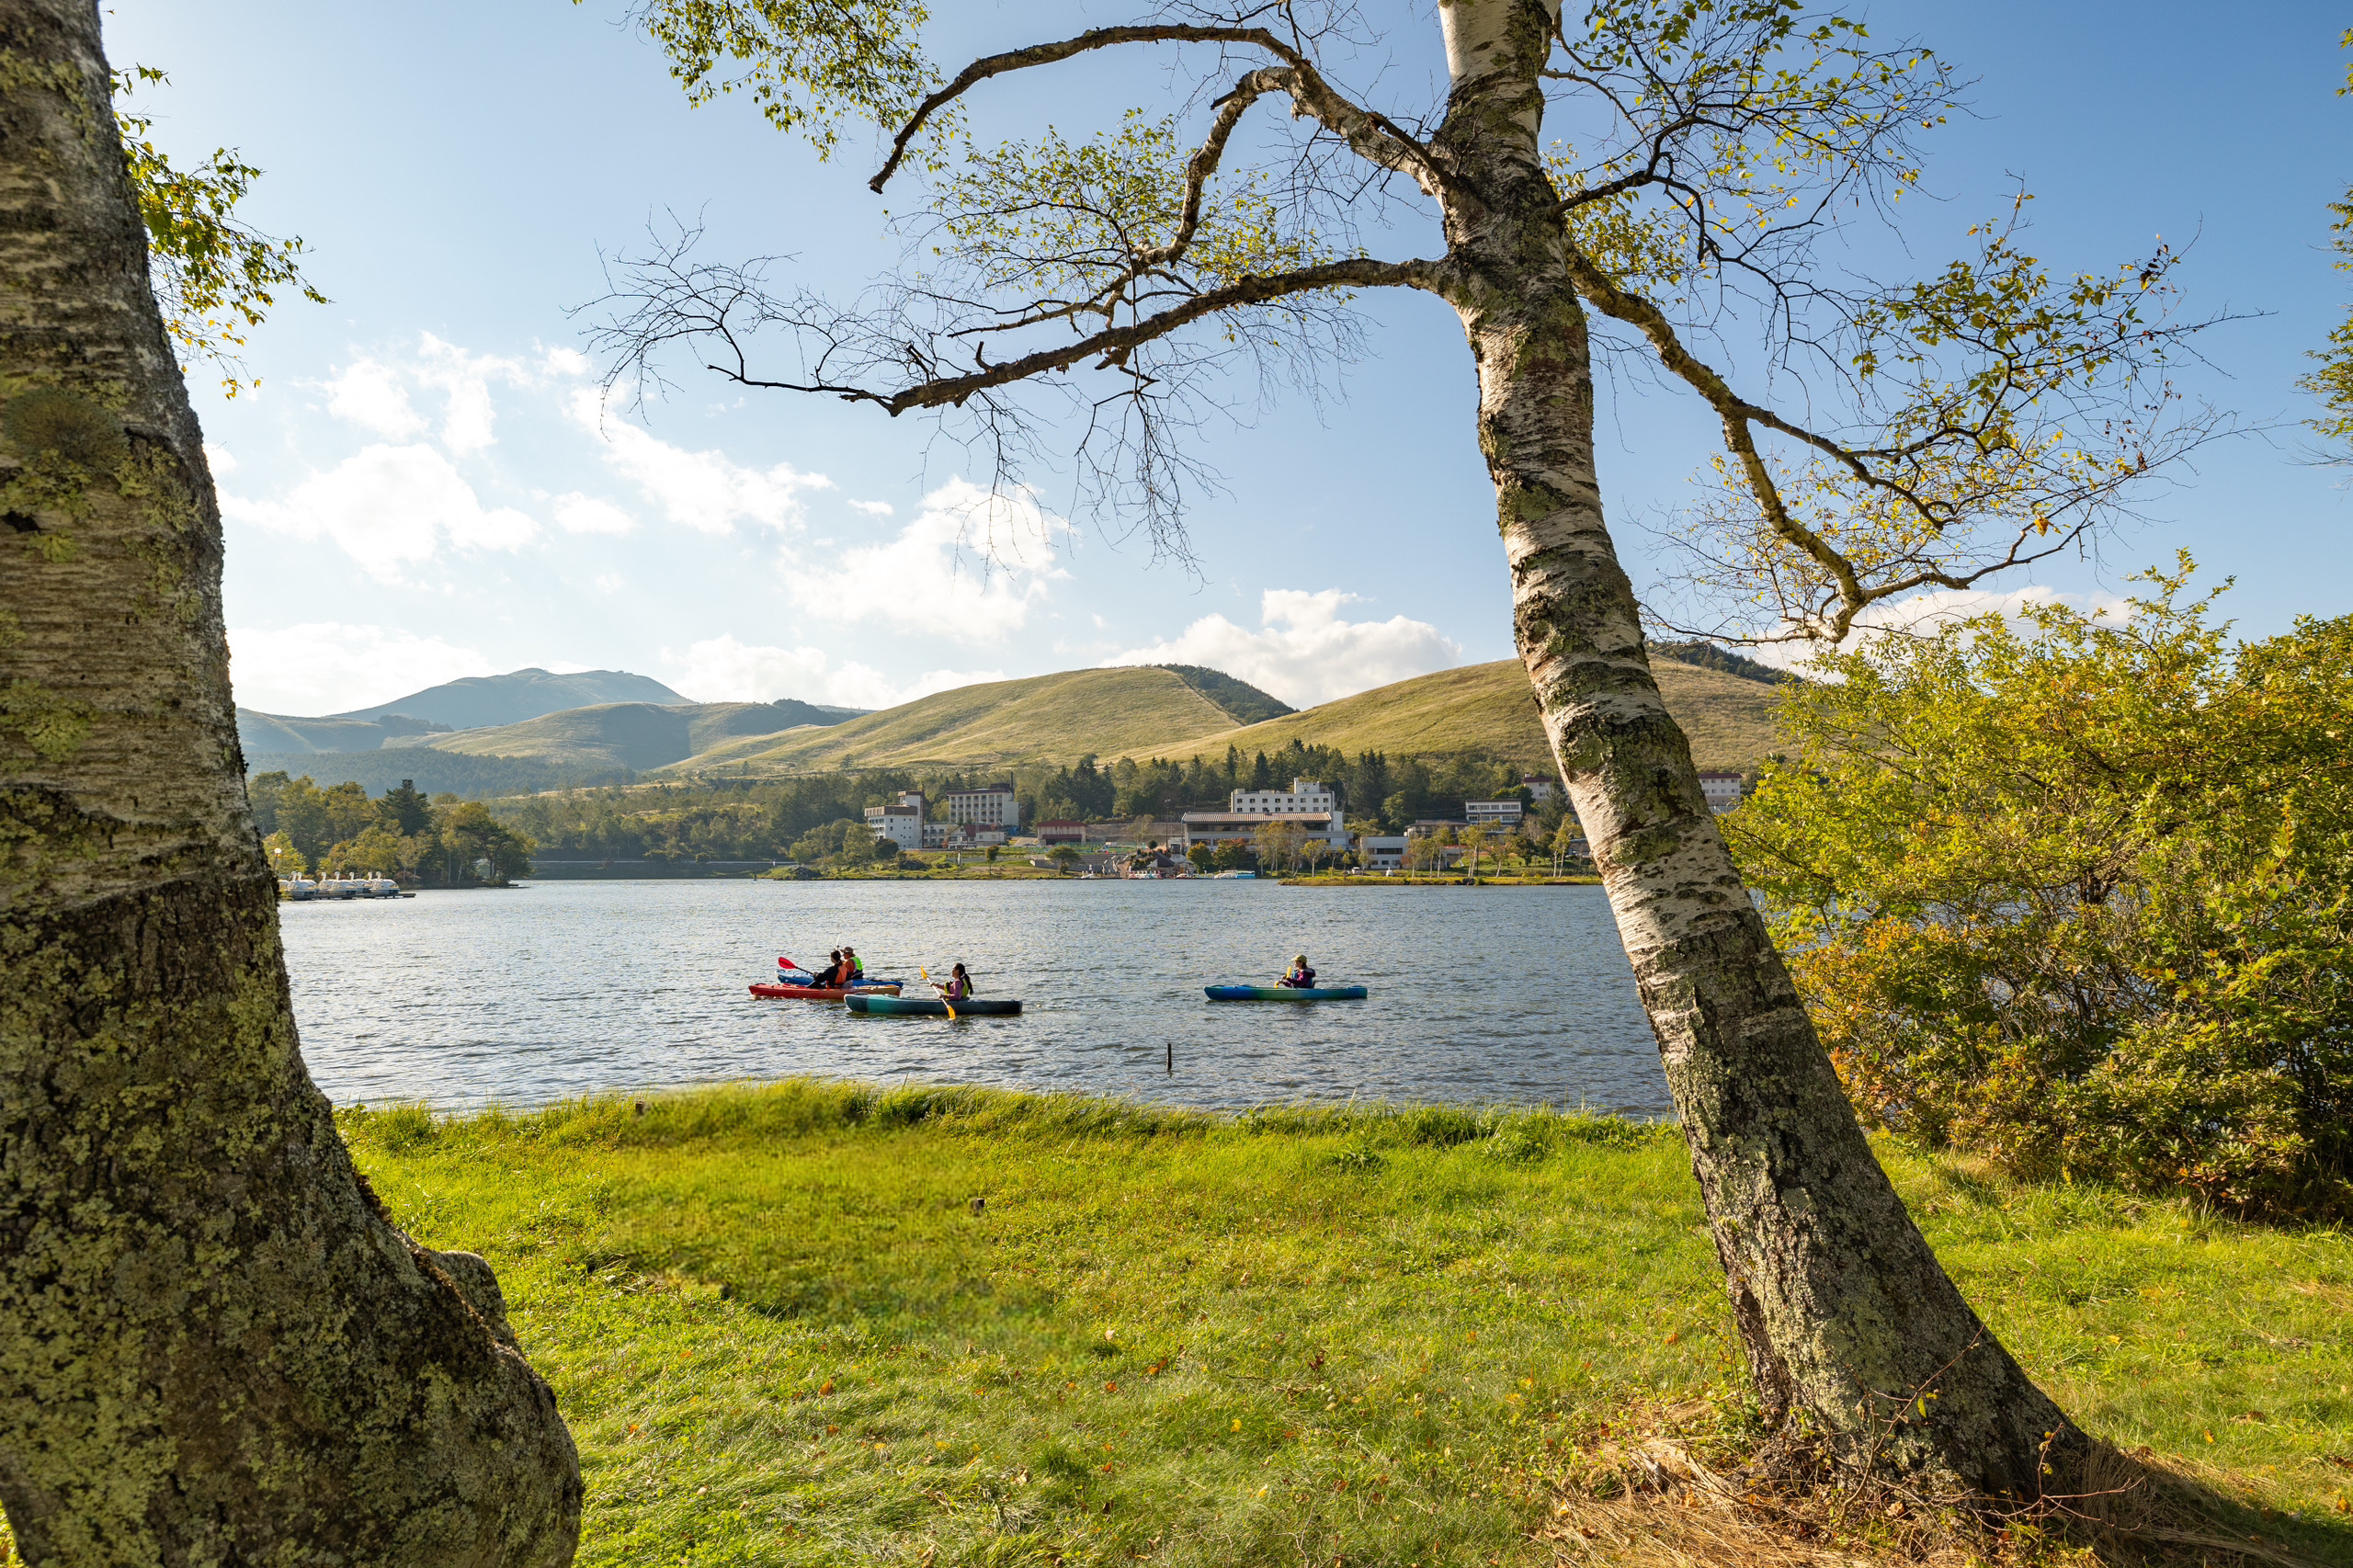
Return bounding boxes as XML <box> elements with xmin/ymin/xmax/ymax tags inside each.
<box><xmin>1179</xmin><ymin>777</ymin><xmax>1347</xmax><ymax>853</ymax></box>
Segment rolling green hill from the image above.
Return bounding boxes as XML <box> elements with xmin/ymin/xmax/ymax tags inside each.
<box><xmin>404</xmin><ymin>700</ymin><xmax>842</xmax><ymax>773</ymax></box>
<box><xmin>657</xmin><ymin>666</ymin><xmax>1273</xmax><ymax>776</ymax></box>
<box><xmin>1185</xmin><ymin>656</ymin><xmax>1783</xmax><ymax>772</ymax></box>
<box><xmin>654</xmin><ymin>654</ymin><xmax>1781</xmax><ymax>778</ymax></box>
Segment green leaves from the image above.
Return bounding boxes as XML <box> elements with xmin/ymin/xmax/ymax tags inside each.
<box><xmin>930</xmin><ymin>111</ymin><xmax>1333</xmax><ymax>320</ymax></box>
<box><xmin>1727</xmin><ymin>562</ymin><xmax>2353</xmax><ymax>1218</ymax></box>
<box><xmin>113</xmin><ymin>67</ymin><xmax>325</xmax><ymax>398</ymax></box>
<box><xmin>612</xmin><ymin>0</ymin><xmax>935</xmax><ymax>163</ymax></box>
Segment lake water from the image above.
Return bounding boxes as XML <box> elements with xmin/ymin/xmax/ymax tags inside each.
<box><xmin>278</xmin><ymin>879</ymin><xmax>1671</xmax><ymax>1117</ymax></box>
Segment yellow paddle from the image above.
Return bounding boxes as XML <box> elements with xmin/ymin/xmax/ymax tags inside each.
<box><xmin>919</xmin><ymin>965</ymin><xmax>957</xmax><ymax>1020</ymax></box>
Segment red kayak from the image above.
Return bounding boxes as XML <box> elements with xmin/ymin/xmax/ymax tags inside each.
<box><xmin>750</xmin><ymin>982</ymin><xmax>904</xmax><ymax>1000</ymax></box>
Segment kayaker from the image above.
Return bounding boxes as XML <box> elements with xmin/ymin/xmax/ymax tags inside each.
<box><xmin>843</xmin><ymin>946</ymin><xmax>866</xmax><ymax>983</ymax></box>
<box><xmin>1279</xmin><ymin>954</ymin><xmax>1317</xmax><ymax>988</ymax></box>
<box><xmin>935</xmin><ymin>962</ymin><xmax>973</xmax><ymax>1003</ymax></box>
<box><xmin>811</xmin><ymin>949</ymin><xmax>846</xmax><ymax>987</ymax></box>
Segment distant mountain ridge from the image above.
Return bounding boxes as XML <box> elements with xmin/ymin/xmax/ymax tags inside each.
<box><xmin>399</xmin><ymin>699</ymin><xmax>853</xmax><ymax>773</ymax></box>
<box><xmin>234</xmin><ymin>665</ymin><xmax>868</xmax><ymax>757</ymax></box>
<box><xmin>333</xmin><ymin>667</ymin><xmax>693</xmax><ymax>728</ymax></box>
<box><xmin>239</xmin><ymin>654</ymin><xmax>1782</xmax><ymax>791</ymax></box>
<box><xmin>651</xmin><ymin>654</ymin><xmax>1776</xmax><ymax>778</ymax></box>
<box><xmin>1154</xmin><ymin>665</ymin><xmax>1295</xmax><ymax>725</ymax></box>
<box><xmin>656</xmin><ymin>666</ymin><xmax>1292</xmax><ymax>777</ymax></box>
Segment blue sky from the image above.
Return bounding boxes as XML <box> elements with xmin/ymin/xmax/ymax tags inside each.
<box><xmin>104</xmin><ymin>2</ymin><xmax>2350</xmax><ymax>718</ymax></box>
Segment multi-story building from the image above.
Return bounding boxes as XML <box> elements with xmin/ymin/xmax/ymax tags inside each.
<box><xmin>1036</xmin><ymin>820</ymin><xmax>1086</xmax><ymax>845</ymax></box>
<box><xmin>1697</xmin><ymin>771</ymin><xmax>1746</xmax><ymax>814</ymax></box>
<box><xmin>1520</xmin><ymin>774</ymin><xmax>1557</xmax><ymax>801</ymax></box>
<box><xmin>1229</xmin><ymin>777</ymin><xmax>1336</xmax><ymax>815</ymax></box>
<box><xmin>863</xmin><ymin>790</ymin><xmax>925</xmax><ymax>851</ymax></box>
<box><xmin>942</xmin><ymin>782</ymin><xmax>1019</xmax><ymax>830</ymax></box>
<box><xmin>1355</xmin><ymin>834</ymin><xmax>1409</xmax><ymax>870</ymax></box>
<box><xmin>1464</xmin><ymin>799</ymin><xmax>1525</xmax><ymax>826</ymax></box>
<box><xmin>1179</xmin><ymin>810</ymin><xmax>1346</xmax><ymax>852</ymax></box>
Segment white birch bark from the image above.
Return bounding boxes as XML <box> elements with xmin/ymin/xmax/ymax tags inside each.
<box><xmin>0</xmin><ymin>1</ymin><xmax>582</xmax><ymax>1559</ymax></box>
<box><xmin>1429</xmin><ymin>0</ymin><xmax>2079</xmax><ymax>1495</ymax></box>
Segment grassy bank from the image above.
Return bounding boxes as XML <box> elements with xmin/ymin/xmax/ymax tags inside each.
<box><xmin>333</xmin><ymin>1083</ymin><xmax>2351</xmax><ymax>1565</ymax></box>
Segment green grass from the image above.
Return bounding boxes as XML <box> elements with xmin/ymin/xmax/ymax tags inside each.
<box><xmin>423</xmin><ymin>701</ymin><xmax>816</xmax><ymax>771</ymax></box>
<box><xmin>1188</xmin><ymin>657</ymin><xmax>1784</xmax><ymax>772</ymax></box>
<box><xmin>661</xmin><ymin>668</ymin><xmax>1245</xmax><ymax>775</ymax></box>
<box><xmin>338</xmin><ymin>1083</ymin><xmax>2353</xmax><ymax>1566</ymax></box>
<box><xmin>651</xmin><ymin>655</ymin><xmax>1785</xmax><ymax>779</ymax></box>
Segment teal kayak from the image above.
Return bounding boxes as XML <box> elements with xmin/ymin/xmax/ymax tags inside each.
<box><xmin>847</xmin><ymin>994</ymin><xmax>1023</xmax><ymax>1017</ymax></box>
<box><xmin>1204</xmin><ymin>984</ymin><xmax>1369</xmax><ymax>1001</ymax></box>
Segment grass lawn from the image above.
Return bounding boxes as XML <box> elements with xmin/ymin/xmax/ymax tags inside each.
<box><xmin>333</xmin><ymin>1083</ymin><xmax>2353</xmax><ymax>1565</ymax></box>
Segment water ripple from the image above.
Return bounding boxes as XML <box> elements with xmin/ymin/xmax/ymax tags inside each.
<box><xmin>279</xmin><ymin>879</ymin><xmax>1670</xmax><ymax>1116</ymax></box>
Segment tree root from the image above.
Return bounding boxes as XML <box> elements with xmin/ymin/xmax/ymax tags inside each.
<box><xmin>1543</xmin><ymin>1404</ymin><xmax>2328</xmax><ymax>1567</ymax></box>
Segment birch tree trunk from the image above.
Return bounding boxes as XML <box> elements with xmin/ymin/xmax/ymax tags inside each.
<box><xmin>1430</xmin><ymin>0</ymin><xmax>2080</xmax><ymax>1498</ymax></box>
<box><xmin>0</xmin><ymin>2</ymin><xmax>582</xmax><ymax>1561</ymax></box>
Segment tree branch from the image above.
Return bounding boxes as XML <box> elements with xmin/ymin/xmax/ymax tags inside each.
<box><xmin>811</xmin><ymin>256</ymin><xmax>1440</xmax><ymax>413</ymax></box>
<box><xmin>1558</xmin><ymin>244</ymin><xmax>1874</xmax><ymax>622</ymax></box>
<box><xmin>870</xmin><ymin>24</ymin><xmax>1439</xmax><ymax>198</ymax></box>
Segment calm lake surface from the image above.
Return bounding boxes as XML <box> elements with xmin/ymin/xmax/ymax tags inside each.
<box><xmin>278</xmin><ymin>879</ymin><xmax>1671</xmax><ymax>1116</ymax></box>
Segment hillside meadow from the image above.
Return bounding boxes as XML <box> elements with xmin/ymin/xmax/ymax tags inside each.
<box><xmin>656</xmin><ymin>657</ymin><xmax>1785</xmax><ymax>778</ymax></box>
<box><xmin>304</xmin><ymin>1083</ymin><xmax>2352</xmax><ymax>1567</ymax></box>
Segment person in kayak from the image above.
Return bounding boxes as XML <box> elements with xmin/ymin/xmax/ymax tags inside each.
<box><xmin>810</xmin><ymin>949</ymin><xmax>846</xmax><ymax>988</ymax></box>
<box><xmin>843</xmin><ymin>946</ymin><xmax>866</xmax><ymax>984</ymax></box>
<box><xmin>1278</xmin><ymin>954</ymin><xmax>1317</xmax><ymax>988</ymax></box>
<box><xmin>934</xmin><ymin>962</ymin><xmax>973</xmax><ymax>1003</ymax></box>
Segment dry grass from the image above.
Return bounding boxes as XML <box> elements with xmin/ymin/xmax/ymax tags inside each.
<box><xmin>1547</xmin><ymin>1402</ymin><xmax>2339</xmax><ymax>1568</ymax></box>
<box><xmin>659</xmin><ymin>656</ymin><xmax>1788</xmax><ymax>778</ymax></box>
<box><xmin>1188</xmin><ymin>658</ymin><xmax>1784</xmax><ymax>771</ymax></box>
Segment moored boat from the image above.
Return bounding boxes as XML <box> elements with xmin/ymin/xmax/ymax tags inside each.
<box><xmin>1204</xmin><ymin>984</ymin><xmax>1369</xmax><ymax>1001</ymax></box>
<box><xmin>846</xmin><ymin>994</ymin><xmax>1022</xmax><ymax>1017</ymax></box>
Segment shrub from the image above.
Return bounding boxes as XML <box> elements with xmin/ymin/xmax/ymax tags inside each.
<box><xmin>1729</xmin><ymin>562</ymin><xmax>2353</xmax><ymax>1218</ymax></box>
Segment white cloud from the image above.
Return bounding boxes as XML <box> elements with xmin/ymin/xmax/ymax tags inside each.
<box><xmin>783</xmin><ymin>478</ymin><xmax>1067</xmax><ymax>643</ymax></box>
<box><xmin>203</xmin><ymin>442</ymin><xmax>237</xmax><ymax>476</ymax></box>
<box><xmin>324</xmin><ymin>358</ymin><xmax>426</xmax><ymax>439</ymax></box>
<box><xmin>221</xmin><ymin>443</ymin><xmax>538</xmax><ymax>582</ymax></box>
<box><xmin>594</xmin><ymin>572</ymin><xmax>625</xmax><ymax>594</ymax></box>
<box><xmin>1743</xmin><ymin>585</ymin><xmax>2136</xmax><ymax>673</ymax></box>
<box><xmin>663</xmin><ymin>634</ymin><xmax>999</xmax><ymax>711</ymax></box>
<box><xmin>228</xmin><ymin>623</ymin><xmax>494</xmax><ymax>716</ymax></box>
<box><xmin>553</xmin><ymin>493</ymin><xmax>637</xmax><ymax>535</ymax></box>
<box><xmin>1105</xmin><ymin>588</ymin><xmax>1462</xmax><ymax>708</ymax></box>
<box><xmin>320</xmin><ymin>334</ymin><xmax>570</xmax><ymax>453</ymax></box>
<box><xmin>568</xmin><ymin>388</ymin><xmax>829</xmax><ymax>534</ymax></box>
<box><xmin>847</xmin><ymin>498</ymin><xmax>896</xmax><ymax>517</ymax></box>
<box><xmin>414</xmin><ymin>335</ymin><xmax>527</xmax><ymax>453</ymax></box>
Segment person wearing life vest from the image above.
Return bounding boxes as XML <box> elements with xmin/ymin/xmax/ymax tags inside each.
<box><xmin>809</xmin><ymin>949</ymin><xmax>846</xmax><ymax>988</ymax></box>
<box><xmin>842</xmin><ymin>946</ymin><xmax>866</xmax><ymax>984</ymax></box>
<box><xmin>1278</xmin><ymin>954</ymin><xmax>1317</xmax><ymax>988</ymax></box>
<box><xmin>935</xmin><ymin>961</ymin><xmax>972</xmax><ymax>1003</ymax></box>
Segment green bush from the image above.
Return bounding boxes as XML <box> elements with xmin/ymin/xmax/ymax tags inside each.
<box><xmin>1728</xmin><ymin>562</ymin><xmax>2353</xmax><ymax>1218</ymax></box>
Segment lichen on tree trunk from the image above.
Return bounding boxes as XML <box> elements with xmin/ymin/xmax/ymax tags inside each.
<box><xmin>1430</xmin><ymin>0</ymin><xmax>2081</xmax><ymax>1499</ymax></box>
<box><xmin>0</xmin><ymin>2</ymin><xmax>581</xmax><ymax>1561</ymax></box>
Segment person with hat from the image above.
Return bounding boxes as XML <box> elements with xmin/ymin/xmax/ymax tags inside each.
<box><xmin>1277</xmin><ymin>953</ymin><xmax>1317</xmax><ymax>989</ymax></box>
<box><xmin>842</xmin><ymin>945</ymin><xmax>866</xmax><ymax>984</ymax></box>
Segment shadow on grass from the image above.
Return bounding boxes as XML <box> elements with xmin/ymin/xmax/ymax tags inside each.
<box><xmin>1554</xmin><ymin>1415</ymin><xmax>2353</xmax><ymax>1567</ymax></box>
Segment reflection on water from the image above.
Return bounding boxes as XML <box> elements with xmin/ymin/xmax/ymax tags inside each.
<box><xmin>279</xmin><ymin>879</ymin><xmax>1669</xmax><ymax>1116</ymax></box>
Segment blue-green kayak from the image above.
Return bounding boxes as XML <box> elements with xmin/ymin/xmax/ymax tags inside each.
<box><xmin>1204</xmin><ymin>984</ymin><xmax>1369</xmax><ymax>1001</ymax></box>
<box><xmin>847</xmin><ymin>994</ymin><xmax>1022</xmax><ymax>1017</ymax></box>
